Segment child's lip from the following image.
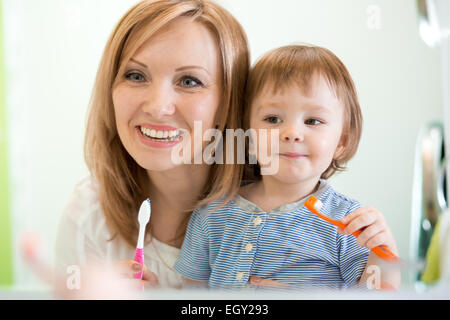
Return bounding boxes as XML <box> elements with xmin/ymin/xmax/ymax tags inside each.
<box><xmin>279</xmin><ymin>152</ymin><xmax>308</xmax><ymax>158</ymax></box>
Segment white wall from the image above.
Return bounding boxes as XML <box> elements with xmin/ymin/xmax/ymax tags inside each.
<box><xmin>4</xmin><ymin>0</ymin><xmax>444</xmax><ymax>288</ymax></box>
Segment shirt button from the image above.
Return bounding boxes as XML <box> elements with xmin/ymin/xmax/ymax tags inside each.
<box><xmin>254</xmin><ymin>216</ymin><xmax>262</xmax><ymax>226</ymax></box>
<box><xmin>236</xmin><ymin>272</ymin><xmax>244</xmax><ymax>281</ymax></box>
<box><xmin>245</xmin><ymin>243</ymin><xmax>253</xmax><ymax>252</ymax></box>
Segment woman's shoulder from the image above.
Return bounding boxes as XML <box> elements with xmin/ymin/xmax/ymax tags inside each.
<box><xmin>56</xmin><ymin>175</ymin><xmax>113</xmax><ymax>272</ymax></box>
<box><xmin>61</xmin><ymin>175</ymin><xmax>106</xmax><ymax>230</ymax></box>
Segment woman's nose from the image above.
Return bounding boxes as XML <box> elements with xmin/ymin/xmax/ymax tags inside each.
<box><xmin>142</xmin><ymin>83</ymin><xmax>176</xmax><ymax>119</ymax></box>
<box><xmin>281</xmin><ymin>126</ymin><xmax>304</xmax><ymax>143</ymax></box>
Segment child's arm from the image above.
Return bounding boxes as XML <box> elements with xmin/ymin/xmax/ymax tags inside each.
<box><xmin>339</xmin><ymin>206</ymin><xmax>401</xmax><ymax>290</ymax></box>
<box><xmin>174</xmin><ymin>208</ymin><xmax>212</xmax><ymax>286</ymax></box>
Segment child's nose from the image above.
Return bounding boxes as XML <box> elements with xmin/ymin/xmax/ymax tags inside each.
<box><xmin>281</xmin><ymin>127</ymin><xmax>304</xmax><ymax>143</ymax></box>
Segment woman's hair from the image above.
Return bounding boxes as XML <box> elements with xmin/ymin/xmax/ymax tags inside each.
<box><xmin>243</xmin><ymin>44</ymin><xmax>362</xmax><ymax>181</ymax></box>
<box><xmin>84</xmin><ymin>0</ymin><xmax>250</xmax><ymax>248</ymax></box>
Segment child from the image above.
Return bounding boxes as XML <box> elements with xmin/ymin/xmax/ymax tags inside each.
<box><xmin>174</xmin><ymin>45</ymin><xmax>400</xmax><ymax>290</ymax></box>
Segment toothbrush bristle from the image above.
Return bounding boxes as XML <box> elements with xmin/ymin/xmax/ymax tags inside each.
<box><xmin>138</xmin><ymin>198</ymin><xmax>151</xmax><ymax>224</ymax></box>
<box><xmin>314</xmin><ymin>199</ymin><xmax>323</xmax><ymax>211</ymax></box>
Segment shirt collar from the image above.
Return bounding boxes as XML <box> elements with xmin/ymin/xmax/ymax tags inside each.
<box><xmin>232</xmin><ymin>179</ymin><xmax>330</xmax><ymax>214</ymax></box>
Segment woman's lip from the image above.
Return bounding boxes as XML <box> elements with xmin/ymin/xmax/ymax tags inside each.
<box><xmin>136</xmin><ymin>127</ymin><xmax>183</xmax><ymax>148</ymax></box>
<box><xmin>138</xmin><ymin>124</ymin><xmax>179</xmax><ymax>131</ymax></box>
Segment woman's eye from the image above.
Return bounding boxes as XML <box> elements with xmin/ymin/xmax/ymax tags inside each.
<box><xmin>180</xmin><ymin>76</ymin><xmax>202</xmax><ymax>88</ymax></box>
<box><xmin>264</xmin><ymin>116</ymin><xmax>281</xmax><ymax>124</ymax></box>
<box><xmin>125</xmin><ymin>72</ymin><xmax>145</xmax><ymax>82</ymax></box>
<box><xmin>305</xmin><ymin>119</ymin><xmax>322</xmax><ymax>125</ymax></box>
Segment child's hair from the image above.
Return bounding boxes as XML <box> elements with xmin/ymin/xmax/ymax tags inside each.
<box><xmin>243</xmin><ymin>44</ymin><xmax>362</xmax><ymax>180</ymax></box>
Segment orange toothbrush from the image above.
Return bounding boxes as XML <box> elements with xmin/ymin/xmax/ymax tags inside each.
<box><xmin>305</xmin><ymin>195</ymin><xmax>400</xmax><ymax>263</ymax></box>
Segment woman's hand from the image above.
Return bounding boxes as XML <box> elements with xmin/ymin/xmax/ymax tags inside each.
<box><xmin>248</xmin><ymin>276</ymin><xmax>294</xmax><ymax>289</ymax></box>
<box><xmin>114</xmin><ymin>260</ymin><xmax>160</xmax><ymax>288</ymax></box>
<box><xmin>20</xmin><ymin>231</ymin><xmax>154</xmax><ymax>299</ymax></box>
<box><xmin>339</xmin><ymin>206</ymin><xmax>398</xmax><ymax>254</ymax></box>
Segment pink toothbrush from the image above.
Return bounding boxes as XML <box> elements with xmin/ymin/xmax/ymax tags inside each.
<box><xmin>134</xmin><ymin>198</ymin><xmax>151</xmax><ymax>280</ymax></box>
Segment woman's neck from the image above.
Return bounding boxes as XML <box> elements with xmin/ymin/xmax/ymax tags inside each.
<box><xmin>146</xmin><ymin>164</ymin><xmax>210</xmax><ymax>248</ymax></box>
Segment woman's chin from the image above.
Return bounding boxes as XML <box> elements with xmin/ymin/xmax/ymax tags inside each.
<box><xmin>136</xmin><ymin>157</ymin><xmax>181</xmax><ymax>172</ymax></box>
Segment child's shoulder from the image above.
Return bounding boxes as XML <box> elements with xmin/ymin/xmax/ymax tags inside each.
<box><xmin>189</xmin><ymin>195</ymin><xmax>242</xmax><ymax>231</ymax></box>
<box><xmin>193</xmin><ymin>194</ymin><xmax>237</xmax><ymax>218</ymax></box>
<box><xmin>319</xmin><ymin>180</ymin><xmax>362</xmax><ymax>219</ymax></box>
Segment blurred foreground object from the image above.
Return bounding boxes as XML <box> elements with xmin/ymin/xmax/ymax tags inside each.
<box><xmin>20</xmin><ymin>231</ymin><xmax>140</xmax><ymax>299</ymax></box>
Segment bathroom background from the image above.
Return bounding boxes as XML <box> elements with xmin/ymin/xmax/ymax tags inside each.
<box><xmin>0</xmin><ymin>0</ymin><xmax>448</xmax><ymax>294</ymax></box>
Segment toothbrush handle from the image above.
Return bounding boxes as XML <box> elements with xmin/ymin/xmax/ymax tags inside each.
<box><xmin>304</xmin><ymin>198</ymin><xmax>400</xmax><ymax>263</ymax></box>
<box><xmin>352</xmin><ymin>230</ymin><xmax>400</xmax><ymax>263</ymax></box>
<box><xmin>133</xmin><ymin>248</ymin><xmax>144</xmax><ymax>279</ymax></box>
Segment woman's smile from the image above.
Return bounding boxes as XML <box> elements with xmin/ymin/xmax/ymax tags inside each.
<box><xmin>136</xmin><ymin>125</ymin><xmax>184</xmax><ymax>148</ymax></box>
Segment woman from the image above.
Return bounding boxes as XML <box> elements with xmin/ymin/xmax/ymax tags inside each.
<box><xmin>55</xmin><ymin>0</ymin><xmax>249</xmax><ymax>290</ymax></box>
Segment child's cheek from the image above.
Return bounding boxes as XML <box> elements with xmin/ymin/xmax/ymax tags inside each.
<box><xmin>252</xmin><ymin>128</ymin><xmax>279</xmax><ymax>165</ymax></box>
<box><xmin>310</xmin><ymin>137</ymin><xmax>336</xmax><ymax>163</ymax></box>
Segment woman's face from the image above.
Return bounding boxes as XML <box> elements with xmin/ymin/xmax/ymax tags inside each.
<box><xmin>112</xmin><ymin>17</ymin><xmax>222</xmax><ymax>171</ymax></box>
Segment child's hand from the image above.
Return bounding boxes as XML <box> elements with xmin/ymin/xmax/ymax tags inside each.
<box><xmin>338</xmin><ymin>207</ymin><xmax>398</xmax><ymax>255</ymax></box>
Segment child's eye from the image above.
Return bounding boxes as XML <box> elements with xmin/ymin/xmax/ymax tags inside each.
<box><xmin>179</xmin><ymin>76</ymin><xmax>203</xmax><ymax>88</ymax></box>
<box><xmin>125</xmin><ymin>71</ymin><xmax>146</xmax><ymax>82</ymax></box>
<box><xmin>305</xmin><ymin>119</ymin><xmax>322</xmax><ymax>125</ymax></box>
<box><xmin>264</xmin><ymin>116</ymin><xmax>282</xmax><ymax>124</ymax></box>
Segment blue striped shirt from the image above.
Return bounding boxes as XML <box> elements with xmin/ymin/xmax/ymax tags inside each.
<box><xmin>174</xmin><ymin>179</ymin><xmax>370</xmax><ymax>290</ymax></box>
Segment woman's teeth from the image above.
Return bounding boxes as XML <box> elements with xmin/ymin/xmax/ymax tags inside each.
<box><xmin>139</xmin><ymin>126</ymin><xmax>181</xmax><ymax>142</ymax></box>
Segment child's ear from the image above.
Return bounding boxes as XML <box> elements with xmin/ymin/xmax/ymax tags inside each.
<box><xmin>333</xmin><ymin>135</ymin><xmax>347</xmax><ymax>160</ymax></box>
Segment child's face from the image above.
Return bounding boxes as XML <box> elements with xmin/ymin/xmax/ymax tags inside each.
<box><xmin>250</xmin><ymin>74</ymin><xmax>346</xmax><ymax>185</ymax></box>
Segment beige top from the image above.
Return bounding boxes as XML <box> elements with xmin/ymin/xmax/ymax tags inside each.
<box><xmin>55</xmin><ymin>176</ymin><xmax>183</xmax><ymax>288</ymax></box>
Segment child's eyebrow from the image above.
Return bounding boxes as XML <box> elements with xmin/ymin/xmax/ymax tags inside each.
<box><xmin>257</xmin><ymin>102</ymin><xmax>333</xmax><ymax>114</ymax></box>
<box><xmin>304</xmin><ymin>104</ymin><xmax>333</xmax><ymax>114</ymax></box>
<box><xmin>256</xmin><ymin>102</ymin><xmax>279</xmax><ymax>111</ymax></box>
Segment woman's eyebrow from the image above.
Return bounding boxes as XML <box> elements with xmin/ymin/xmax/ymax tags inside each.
<box><xmin>129</xmin><ymin>58</ymin><xmax>147</xmax><ymax>68</ymax></box>
<box><xmin>175</xmin><ymin>65</ymin><xmax>211</xmax><ymax>76</ymax></box>
<box><xmin>128</xmin><ymin>60</ymin><xmax>210</xmax><ymax>76</ymax></box>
